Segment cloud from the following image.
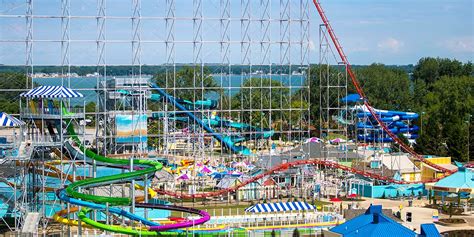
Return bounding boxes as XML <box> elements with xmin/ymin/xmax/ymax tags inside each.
<box><xmin>443</xmin><ymin>37</ymin><xmax>474</xmax><ymax>53</ymax></box>
<box><xmin>377</xmin><ymin>38</ymin><xmax>404</xmax><ymax>53</ymax></box>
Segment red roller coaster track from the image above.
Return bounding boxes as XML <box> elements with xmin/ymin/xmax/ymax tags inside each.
<box><xmin>154</xmin><ymin>0</ymin><xmax>454</xmax><ymax>199</ymax></box>
<box><xmin>311</xmin><ymin>0</ymin><xmax>452</xmax><ymax>175</ymax></box>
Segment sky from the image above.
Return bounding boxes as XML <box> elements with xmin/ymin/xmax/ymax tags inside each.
<box><xmin>0</xmin><ymin>0</ymin><xmax>472</xmax><ymax>65</ymax></box>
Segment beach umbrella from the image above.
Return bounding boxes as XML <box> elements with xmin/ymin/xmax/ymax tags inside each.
<box><xmin>446</xmin><ymin>193</ymin><xmax>458</xmax><ymax>198</ymax></box>
<box><xmin>201</xmin><ymin>166</ymin><xmax>212</xmax><ymax>173</ymax></box>
<box><xmin>330</xmin><ymin>197</ymin><xmax>342</xmax><ymax>202</ymax></box>
<box><xmin>348</xmin><ymin>193</ymin><xmax>357</xmax><ymax>199</ymax></box>
<box><xmin>307</xmin><ymin>137</ymin><xmax>322</xmax><ymax>143</ymax></box>
<box><xmin>178</xmin><ymin>174</ymin><xmax>189</xmax><ymax>180</ymax></box>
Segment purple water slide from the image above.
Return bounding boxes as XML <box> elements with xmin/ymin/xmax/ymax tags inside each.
<box><xmin>135</xmin><ymin>203</ymin><xmax>210</xmax><ymax>231</ymax></box>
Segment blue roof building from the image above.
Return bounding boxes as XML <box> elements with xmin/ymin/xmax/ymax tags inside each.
<box><xmin>324</xmin><ymin>205</ymin><xmax>439</xmax><ymax>237</ymax></box>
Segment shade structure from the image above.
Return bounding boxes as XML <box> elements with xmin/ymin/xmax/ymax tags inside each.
<box><xmin>245</xmin><ymin>202</ymin><xmax>315</xmax><ymax>213</ymax></box>
<box><xmin>348</xmin><ymin>193</ymin><xmax>358</xmax><ymax>198</ymax></box>
<box><xmin>330</xmin><ymin>197</ymin><xmax>342</xmax><ymax>202</ymax></box>
<box><xmin>177</xmin><ymin>173</ymin><xmax>189</xmax><ymax>180</ymax></box>
<box><xmin>21</xmin><ymin>86</ymin><xmax>84</xmax><ymax>98</ymax></box>
<box><xmin>306</xmin><ymin>137</ymin><xmax>322</xmax><ymax>143</ymax></box>
<box><xmin>0</xmin><ymin>112</ymin><xmax>25</xmax><ymax>127</ymax></box>
<box><xmin>427</xmin><ymin>167</ymin><xmax>474</xmax><ymax>194</ymax></box>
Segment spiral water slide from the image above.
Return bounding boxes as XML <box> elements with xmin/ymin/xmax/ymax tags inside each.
<box><xmin>56</xmin><ymin>123</ymin><xmax>210</xmax><ymax>235</ymax></box>
<box><xmin>153</xmin><ymin>1</ymin><xmax>453</xmax><ymax>200</ymax></box>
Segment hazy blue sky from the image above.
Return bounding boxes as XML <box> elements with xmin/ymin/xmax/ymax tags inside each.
<box><xmin>1</xmin><ymin>0</ymin><xmax>472</xmax><ymax>65</ymax></box>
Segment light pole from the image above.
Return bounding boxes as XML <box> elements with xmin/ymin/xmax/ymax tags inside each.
<box><xmin>420</xmin><ymin>112</ymin><xmax>425</xmax><ymax>136</ymax></box>
<box><xmin>466</xmin><ymin>115</ymin><xmax>472</xmax><ymax>163</ymax></box>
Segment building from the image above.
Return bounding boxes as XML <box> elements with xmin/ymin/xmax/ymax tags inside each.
<box><xmin>418</xmin><ymin>156</ymin><xmax>457</xmax><ymax>182</ymax></box>
<box><xmin>380</xmin><ymin>153</ymin><xmax>421</xmax><ymax>182</ymax></box>
<box><xmin>323</xmin><ymin>205</ymin><xmax>439</xmax><ymax>237</ymax></box>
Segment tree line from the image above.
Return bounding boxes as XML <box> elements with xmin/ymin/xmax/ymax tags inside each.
<box><xmin>0</xmin><ymin>57</ymin><xmax>471</xmax><ymax>161</ymax></box>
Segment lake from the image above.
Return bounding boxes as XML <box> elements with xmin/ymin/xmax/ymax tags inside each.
<box><xmin>33</xmin><ymin>74</ymin><xmax>307</xmax><ymax>105</ymax></box>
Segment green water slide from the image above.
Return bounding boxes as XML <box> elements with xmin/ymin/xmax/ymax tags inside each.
<box><xmin>65</xmin><ymin>124</ymin><xmax>163</xmax><ymax>206</ymax></box>
<box><xmin>63</xmin><ymin>123</ymin><xmax>213</xmax><ymax>235</ymax></box>
<box><xmin>64</xmin><ymin>123</ymin><xmax>166</xmax><ymax>235</ymax></box>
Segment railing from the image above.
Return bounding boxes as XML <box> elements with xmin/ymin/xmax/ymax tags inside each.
<box><xmin>20</xmin><ymin>107</ymin><xmax>84</xmax><ymax>118</ymax></box>
<box><xmin>28</xmin><ymin>134</ymin><xmax>62</xmax><ymax>145</ymax></box>
<box><xmin>0</xmin><ymin>135</ymin><xmax>21</xmax><ymax>147</ymax></box>
<box><xmin>0</xmin><ymin>142</ymin><xmax>33</xmax><ymax>160</ymax></box>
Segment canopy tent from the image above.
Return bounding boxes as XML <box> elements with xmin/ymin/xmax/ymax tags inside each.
<box><xmin>177</xmin><ymin>173</ymin><xmax>189</xmax><ymax>180</ymax></box>
<box><xmin>0</xmin><ymin>112</ymin><xmax>25</xmax><ymax>127</ymax></box>
<box><xmin>21</xmin><ymin>86</ymin><xmax>84</xmax><ymax>98</ymax></box>
<box><xmin>245</xmin><ymin>201</ymin><xmax>315</xmax><ymax>213</ymax></box>
<box><xmin>426</xmin><ymin>167</ymin><xmax>474</xmax><ymax>194</ymax></box>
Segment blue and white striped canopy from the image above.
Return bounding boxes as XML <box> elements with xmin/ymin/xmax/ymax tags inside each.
<box><xmin>245</xmin><ymin>202</ymin><xmax>315</xmax><ymax>213</ymax></box>
<box><xmin>0</xmin><ymin>112</ymin><xmax>25</xmax><ymax>127</ymax></box>
<box><xmin>21</xmin><ymin>86</ymin><xmax>84</xmax><ymax>98</ymax></box>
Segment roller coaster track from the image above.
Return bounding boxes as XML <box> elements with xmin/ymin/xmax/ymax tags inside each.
<box><xmin>153</xmin><ymin>1</ymin><xmax>454</xmax><ymax>200</ymax></box>
<box><xmin>154</xmin><ymin>158</ymin><xmax>442</xmax><ymax>199</ymax></box>
<box><xmin>312</xmin><ymin>0</ymin><xmax>453</xmax><ymax>175</ymax></box>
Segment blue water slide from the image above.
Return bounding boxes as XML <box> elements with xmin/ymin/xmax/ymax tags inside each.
<box><xmin>357</xmin><ymin>134</ymin><xmax>394</xmax><ymax>143</ymax></box>
<box><xmin>357</xmin><ymin>133</ymin><xmax>418</xmax><ymax>143</ymax></box>
<box><xmin>150</xmin><ymin>83</ymin><xmax>251</xmax><ymax>155</ymax></box>
<box><xmin>150</xmin><ymin>94</ymin><xmax>218</xmax><ymax>110</ymax></box>
<box><xmin>57</xmin><ymin>189</ymin><xmax>160</xmax><ymax>227</ymax></box>
<box><xmin>211</xmin><ymin>116</ymin><xmax>275</xmax><ymax>140</ymax></box>
<box><xmin>398</xmin><ymin>125</ymin><xmax>420</xmax><ymax>133</ymax></box>
<box><xmin>356</xmin><ymin>111</ymin><xmax>418</xmax><ymax>120</ymax></box>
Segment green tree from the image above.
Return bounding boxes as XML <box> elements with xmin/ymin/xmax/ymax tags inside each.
<box><xmin>421</xmin><ymin>75</ymin><xmax>473</xmax><ymax>161</ymax></box>
<box><xmin>412</xmin><ymin>57</ymin><xmax>472</xmax><ymax>110</ymax></box>
<box><xmin>354</xmin><ymin>63</ymin><xmax>413</xmax><ymax>111</ymax></box>
<box><xmin>0</xmin><ymin>73</ymin><xmax>32</xmax><ymax>114</ymax></box>
<box><xmin>152</xmin><ymin>66</ymin><xmax>221</xmax><ymax>101</ymax></box>
<box><xmin>147</xmin><ymin>120</ymin><xmax>164</xmax><ymax>149</ymax></box>
<box><xmin>415</xmin><ymin>116</ymin><xmax>448</xmax><ymax>156</ymax></box>
<box><xmin>232</xmin><ymin>78</ymin><xmax>290</xmax><ymax>129</ymax></box>
<box><xmin>85</xmin><ymin>102</ymin><xmax>96</xmax><ymax>113</ymax></box>
<box><xmin>392</xmin><ymin>133</ymin><xmax>410</xmax><ymax>151</ymax></box>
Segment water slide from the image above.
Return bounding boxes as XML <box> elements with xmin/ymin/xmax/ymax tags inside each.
<box><xmin>203</xmin><ymin>116</ymin><xmax>274</xmax><ymax>141</ymax></box>
<box><xmin>149</xmin><ymin>87</ymin><xmax>273</xmax><ymax>146</ymax></box>
<box><xmin>337</xmin><ymin>100</ymin><xmax>420</xmax><ymax>142</ymax></box>
<box><xmin>150</xmin><ymin>83</ymin><xmax>251</xmax><ymax>155</ymax></box>
<box><xmin>150</xmin><ymin>94</ymin><xmax>218</xmax><ymax>110</ymax></box>
<box><xmin>155</xmin><ymin>113</ymin><xmax>273</xmax><ymax>144</ymax></box>
<box><xmin>57</xmin><ymin>122</ymin><xmax>211</xmax><ymax>235</ymax></box>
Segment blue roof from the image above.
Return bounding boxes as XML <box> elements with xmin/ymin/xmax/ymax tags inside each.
<box><xmin>330</xmin><ymin>205</ymin><xmax>416</xmax><ymax>237</ymax></box>
<box><xmin>419</xmin><ymin>224</ymin><xmax>440</xmax><ymax>237</ymax></box>
<box><xmin>433</xmin><ymin>167</ymin><xmax>474</xmax><ymax>190</ymax></box>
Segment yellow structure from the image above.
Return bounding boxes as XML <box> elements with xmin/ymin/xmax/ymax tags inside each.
<box><xmin>419</xmin><ymin>157</ymin><xmax>456</xmax><ymax>181</ymax></box>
